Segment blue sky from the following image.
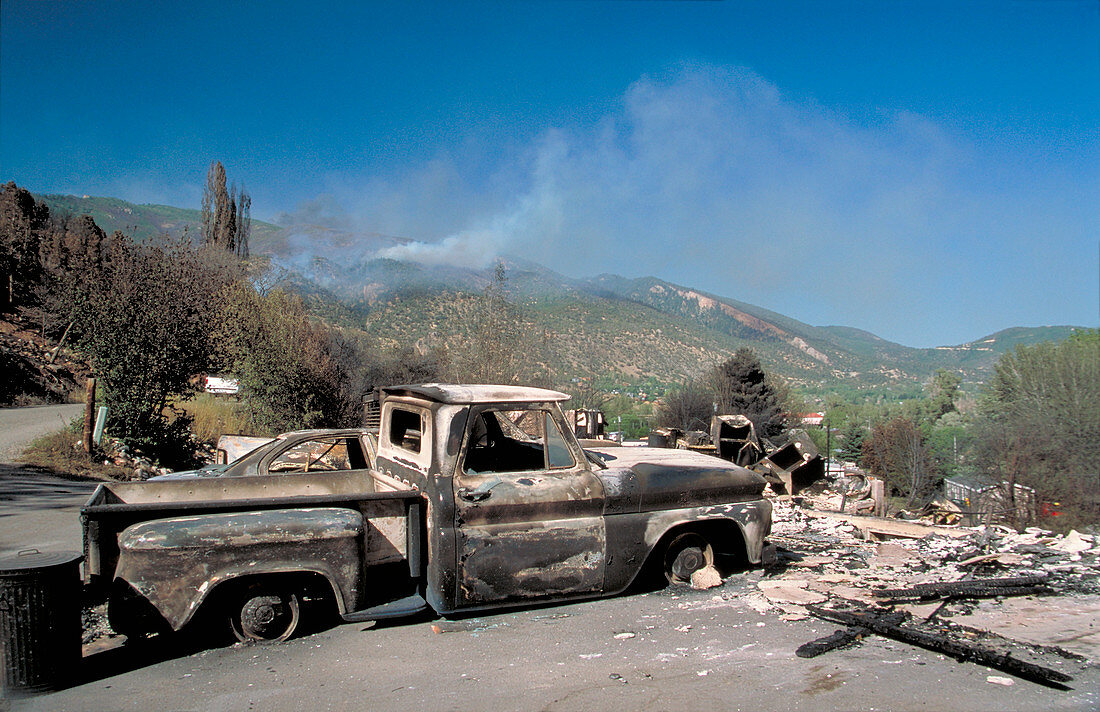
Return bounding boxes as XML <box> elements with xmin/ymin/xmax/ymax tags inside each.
<box><xmin>2</xmin><ymin>1</ymin><xmax>1097</xmax><ymax>347</ymax></box>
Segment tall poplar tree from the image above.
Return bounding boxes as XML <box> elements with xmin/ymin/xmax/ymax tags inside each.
<box><xmin>201</xmin><ymin>161</ymin><xmax>250</xmax><ymax>257</ymax></box>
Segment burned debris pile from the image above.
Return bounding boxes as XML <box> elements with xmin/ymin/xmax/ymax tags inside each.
<box><xmin>649</xmin><ymin>414</ymin><xmax>826</xmax><ymax>495</ymax></box>
<box><xmin>800</xmin><ymin>602</ymin><xmax>1075</xmax><ymax>687</ymax></box>
<box><xmin>752</xmin><ymin>493</ymin><xmax>1100</xmax><ymax>687</ymax></box>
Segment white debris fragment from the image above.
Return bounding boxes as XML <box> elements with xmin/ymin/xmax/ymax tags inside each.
<box><xmin>614</xmin><ymin>632</ymin><xmax>636</xmax><ymax>640</ymax></box>
<box><xmin>675</xmin><ymin>625</ymin><xmax>693</xmax><ymax>632</ymax></box>
<box><xmin>986</xmin><ymin>676</ymin><xmax>1015</xmax><ymax>686</ymax></box>
<box><xmin>1049</xmin><ymin>530</ymin><xmax>1095</xmax><ymax>554</ymax></box>
<box><xmin>758</xmin><ymin>579</ymin><xmax>827</xmax><ymax>605</ymax></box>
<box><xmin>742</xmin><ymin>593</ymin><xmax>774</xmax><ymax>615</ymax></box>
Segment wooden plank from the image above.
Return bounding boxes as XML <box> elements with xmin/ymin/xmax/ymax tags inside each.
<box><xmin>803</xmin><ymin>509</ymin><xmax>973</xmax><ymax>539</ymax></box>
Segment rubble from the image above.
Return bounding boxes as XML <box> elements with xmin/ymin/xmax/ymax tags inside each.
<box><xmin>756</xmin><ymin>487</ymin><xmax>1100</xmax><ymax>686</ymax></box>
<box><xmin>650</xmin><ymin>416</ymin><xmax>828</xmax><ymax>495</ymax></box>
<box><xmin>91</xmin><ymin>434</ymin><xmax>215</xmax><ymax>480</ymax></box>
<box><xmin>804</xmin><ymin>603</ymin><xmax>1074</xmax><ymax>687</ymax></box>
<box><xmin>689</xmin><ymin>565</ymin><xmax>723</xmax><ymax>590</ymax></box>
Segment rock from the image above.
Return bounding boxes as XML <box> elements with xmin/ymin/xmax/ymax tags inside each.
<box><xmin>690</xmin><ymin>565</ymin><xmax>723</xmax><ymax>590</ymax></box>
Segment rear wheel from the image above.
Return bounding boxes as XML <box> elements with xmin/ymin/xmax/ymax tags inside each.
<box><xmin>663</xmin><ymin>532</ymin><xmax>715</xmax><ymax>584</ymax></box>
<box><xmin>228</xmin><ymin>586</ymin><xmax>301</xmax><ymax>643</ymax></box>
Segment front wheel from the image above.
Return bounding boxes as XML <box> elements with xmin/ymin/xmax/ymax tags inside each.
<box><xmin>663</xmin><ymin>533</ymin><xmax>715</xmax><ymax>584</ymax></box>
<box><xmin>228</xmin><ymin>587</ymin><xmax>301</xmax><ymax>643</ymax></box>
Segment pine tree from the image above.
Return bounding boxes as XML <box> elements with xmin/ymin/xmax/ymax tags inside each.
<box><xmin>710</xmin><ymin>348</ymin><xmax>787</xmax><ymax>439</ymax></box>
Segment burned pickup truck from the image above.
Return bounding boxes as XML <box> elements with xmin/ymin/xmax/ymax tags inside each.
<box><xmin>82</xmin><ymin>384</ymin><xmax>771</xmax><ymax>643</ymax></box>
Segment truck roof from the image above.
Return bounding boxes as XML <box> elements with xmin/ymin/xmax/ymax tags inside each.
<box><xmin>381</xmin><ymin>383</ymin><xmax>571</xmax><ymax>405</ymax></box>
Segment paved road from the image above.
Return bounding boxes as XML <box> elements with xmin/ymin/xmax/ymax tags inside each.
<box><xmin>11</xmin><ymin>575</ymin><xmax>1098</xmax><ymax>712</ymax></box>
<box><xmin>0</xmin><ymin>404</ymin><xmax>96</xmax><ymax>555</ymax></box>
<box><xmin>0</xmin><ymin>403</ymin><xmax>84</xmax><ymax>462</ymax></box>
<box><xmin>0</xmin><ymin>465</ymin><xmax>97</xmax><ymax>556</ymax></box>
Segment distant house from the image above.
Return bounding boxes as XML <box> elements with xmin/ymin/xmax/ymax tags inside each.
<box><xmin>798</xmin><ymin>412</ymin><xmax>825</xmax><ymax>427</ymax></box>
<box><xmin>944</xmin><ymin>475</ymin><xmax>1036</xmax><ymax>527</ymax></box>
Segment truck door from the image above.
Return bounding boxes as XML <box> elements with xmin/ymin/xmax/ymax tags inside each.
<box><xmin>452</xmin><ymin>405</ymin><xmax>606</xmax><ymax>607</ymax></box>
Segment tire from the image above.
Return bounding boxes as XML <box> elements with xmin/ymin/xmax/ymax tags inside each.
<box><xmin>663</xmin><ymin>532</ymin><xmax>714</xmax><ymax>585</ymax></box>
<box><xmin>228</xmin><ymin>585</ymin><xmax>301</xmax><ymax>643</ymax></box>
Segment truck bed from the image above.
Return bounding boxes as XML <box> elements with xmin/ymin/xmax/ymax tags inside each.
<box><xmin>82</xmin><ymin>470</ymin><xmax>420</xmax><ymax>586</ymax></box>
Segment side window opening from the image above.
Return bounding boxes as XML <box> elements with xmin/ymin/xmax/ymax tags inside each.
<box><xmin>345</xmin><ymin>437</ymin><xmax>368</xmax><ymax>470</ymax></box>
<box><xmin>463</xmin><ymin>409</ymin><xmax>575</xmax><ymax>474</ymax></box>
<box><xmin>390</xmin><ymin>408</ymin><xmax>424</xmax><ymax>453</ymax></box>
<box><xmin>546</xmin><ymin>416</ymin><xmax>575</xmax><ymax>469</ymax></box>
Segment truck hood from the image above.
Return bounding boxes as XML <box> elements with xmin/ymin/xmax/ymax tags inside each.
<box><xmin>586</xmin><ymin>446</ymin><xmax>766</xmax><ymax>514</ymax></box>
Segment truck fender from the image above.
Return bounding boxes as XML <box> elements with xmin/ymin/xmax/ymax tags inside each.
<box><xmin>635</xmin><ymin>502</ymin><xmax>772</xmax><ymax>580</ymax></box>
<box><xmin>113</xmin><ymin>507</ymin><xmax>365</xmax><ymax>631</ymax></box>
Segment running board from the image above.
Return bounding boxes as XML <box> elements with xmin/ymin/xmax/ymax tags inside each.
<box><xmin>342</xmin><ymin>594</ymin><xmax>428</xmax><ymax>622</ymax></box>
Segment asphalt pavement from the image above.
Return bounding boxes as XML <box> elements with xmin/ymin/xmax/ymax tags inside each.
<box><xmin>0</xmin><ymin>403</ymin><xmax>96</xmax><ymax>556</ymax></box>
<box><xmin>0</xmin><ymin>403</ymin><xmax>84</xmax><ymax>462</ymax></box>
<box><xmin>10</xmin><ymin>573</ymin><xmax>1098</xmax><ymax>712</ymax></box>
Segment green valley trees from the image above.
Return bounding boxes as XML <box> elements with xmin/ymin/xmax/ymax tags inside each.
<box><xmin>214</xmin><ymin>283</ymin><xmax>349</xmax><ymax>434</ymax></box>
<box><xmin>711</xmin><ymin>348</ymin><xmax>787</xmax><ymax>439</ymax></box>
<box><xmin>969</xmin><ymin>330</ymin><xmax>1100</xmax><ymax>529</ymax></box>
<box><xmin>862</xmin><ymin>416</ymin><xmax>934</xmax><ymax>506</ymax></box>
<box><xmin>51</xmin><ymin>233</ymin><xmax>235</xmax><ymax>462</ymax></box>
<box><xmin>655</xmin><ymin>379</ymin><xmax>712</xmax><ymax>431</ymax></box>
<box><xmin>657</xmin><ymin>347</ymin><xmax>789</xmax><ymax>439</ymax></box>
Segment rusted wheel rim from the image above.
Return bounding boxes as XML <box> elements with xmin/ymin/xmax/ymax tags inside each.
<box><xmin>231</xmin><ymin>592</ymin><xmax>300</xmax><ymax>643</ymax></box>
<box><xmin>664</xmin><ymin>533</ymin><xmax>714</xmax><ymax>584</ymax></box>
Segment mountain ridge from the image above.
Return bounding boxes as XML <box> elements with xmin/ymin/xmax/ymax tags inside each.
<box><xmin>34</xmin><ymin>193</ymin><xmax>1084</xmax><ymax>391</ymax></box>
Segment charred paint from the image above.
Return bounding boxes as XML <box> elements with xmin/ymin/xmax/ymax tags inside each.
<box><xmin>113</xmin><ymin>508</ymin><xmax>372</xmax><ymax>630</ymax></box>
<box><xmin>119</xmin><ymin>508</ymin><xmax>363</xmax><ymax>550</ymax></box>
<box><xmin>458</xmin><ymin>519</ymin><xmax>605</xmax><ymax>603</ymax></box>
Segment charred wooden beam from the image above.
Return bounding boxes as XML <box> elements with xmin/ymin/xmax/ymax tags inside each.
<box><xmin>876</xmin><ymin>574</ymin><xmax>1050</xmax><ymax>601</ymax></box>
<box><xmin>806</xmin><ymin>604</ymin><xmax>1073</xmax><ymax>687</ymax></box>
<box><xmin>796</xmin><ymin>612</ymin><xmax>906</xmax><ymax>658</ymax></box>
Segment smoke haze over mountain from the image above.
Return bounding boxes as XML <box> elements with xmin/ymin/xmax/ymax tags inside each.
<box><xmin>272</xmin><ymin>65</ymin><xmax>1096</xmax><ymax>347</ymax></box>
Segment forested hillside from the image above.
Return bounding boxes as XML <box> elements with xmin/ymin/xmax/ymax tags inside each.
<box><xmin>35</xmin><ymin>194</ymin><xmax>1082</xmax><ymax>394</ymax></box>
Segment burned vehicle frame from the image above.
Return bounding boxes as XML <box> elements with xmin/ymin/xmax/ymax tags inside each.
<box><xmin>83</xmin><ymin>384</ymin><xmax>772</xmax><ymax>643</ymax></box>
